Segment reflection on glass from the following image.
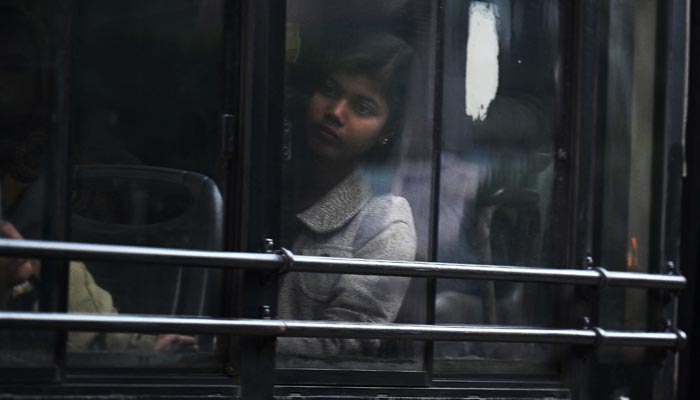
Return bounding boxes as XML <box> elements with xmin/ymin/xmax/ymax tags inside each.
<box><xmin>67</xmin><ymin>165</ymin><xmax>223</xmax><ymax>363</ymax></box>
<box><xmin>0</xmin><ymin>0</ymin><xmax>55</xmax><ymax>367</ymax></box>
<box><xmin>597</xmin><ymin>0</ymin><xmax>658</xmax><ymax>333</ymax></box>
<box><xmin>278</xmin><ymin>0</ymin><xmax>434</xmax><ymax>370</ymax></box>
<box><xmin>64</xmin><ymin>0</ymin><xmax>225</xmax><ymax>367</ymax></box>
<box><xmin>434</xmin><ymin>0</ymin><xmax>562</xmax><ymax>373</ymax></box>
<box><xmin>1</xmin><ymin>0</ymin><xmax>225</xmax><ymax>368</ymax></box>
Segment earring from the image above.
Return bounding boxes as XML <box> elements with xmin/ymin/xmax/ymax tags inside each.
<box><xmin>381</xmin><ymin>137</ymin><xmax>389</xmax><ymax>145</ymax></box>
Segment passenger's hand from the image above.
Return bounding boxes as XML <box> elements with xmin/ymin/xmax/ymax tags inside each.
<box><xmin>153</xmin><ymin>334</ymin><xmax>199</xmax><ymax>352</ymax></box>
<box><xmin>0</xmin><ymin>222</ymin><xmax>33</xmax><ymax>293</ymax></box>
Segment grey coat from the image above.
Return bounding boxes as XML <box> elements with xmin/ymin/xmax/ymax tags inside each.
<box><xmin>277</xmin><ymin>170</ymin><xmax>417</xmax><ymax>357</ymax></box>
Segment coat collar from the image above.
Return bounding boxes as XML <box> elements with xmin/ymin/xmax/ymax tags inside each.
<box><xmin>296</xmin><ymin>170</ymin><xmax>371</xmax><ymax>234</ymax></box>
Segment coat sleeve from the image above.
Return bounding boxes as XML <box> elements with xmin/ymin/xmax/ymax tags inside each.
<box><xmin>67</xmin><ymin>261</ymin><xmax>155</xmax><ymax>352</ymax></box>
<box><xmin>278</xmin><ymin>196</ymin><xmax>416</xmax><ymax>358</ymax></box>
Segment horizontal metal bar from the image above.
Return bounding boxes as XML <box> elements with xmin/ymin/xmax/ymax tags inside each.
<box><xmin>0</xmin><ymin>312</ymin><xmax>686</xmax><ymax>349</ymax></box>
<box><xmin>294</xmin><ymin>257</ymin><xmax>686</xmax><ymax>290</ymax></box>
<box><xmin>0</xmin><ymin>239</ymin><xmax>686</xmax><ymax>290</ymax></box>
<box><xmin>0</xmin><ymin>238</ymin><xmax>281</xmax><ymax>270</ymax></box>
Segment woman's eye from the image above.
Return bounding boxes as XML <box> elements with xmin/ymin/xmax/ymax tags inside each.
<box><xmin>353</xmin><ymin>101</ymin><xmax>376</xmax><ymax>116</ymax></box>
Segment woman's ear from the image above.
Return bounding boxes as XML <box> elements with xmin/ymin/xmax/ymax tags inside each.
<box><xmin>379</xmin><ymin>131</ymin><xmax>396</xmax><ymax>145</ymax></box>
<box><xmin>381</xmin><ymin>129</ymin><xmax>396</xmax><ymax>142</ymax></box>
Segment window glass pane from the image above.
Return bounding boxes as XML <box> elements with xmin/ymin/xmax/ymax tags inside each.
<box><xmin>65</xmin><ymin>0</ymin><xmax>225</xmax><ymax>367</ymax></box>
<box><xmin>2</xmin><ymin>0</ymin><xmax>226</xmax><ymax>368</ymax></box>
<box><xmin>1</xmin><ymin>0</ymin><xmax>57</xmax><ymax>369</ymax></box>
<box><xmin>434</xmin><ymin>0</ymin><xmax>563</xmax><ymax>373</ymax></box>
<box><xmin>589</xmin><ymin>7</ymin><xmax>680</xmax><ymax>396</ymax></box>
<box><xmin>277</xmin><ymin>0</ymin><xmax>434</xmax><ymax>371</ymax></box>
<box><xmin>596</xmin><ymin>0</ymin><xmax>658</xmax><ymax>332</ymax></box>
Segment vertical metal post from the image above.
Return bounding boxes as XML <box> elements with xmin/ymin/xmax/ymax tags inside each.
<box><xmin>237</xmin><ymin>0</ymin><xmax>286</xmax><ymax>399</ymax></box>
<box><xmin>43</xmin><ymin>0</ymin><xmax>77</xmax><ymax>378</ymax></box>
<box><xmin>424</xmin><ymin>0</ymin><xmax>446</xmax><ymax>379</ymax></box>
<box><xmin>678</xmin><ymin>0</ymin><xmax>699</xmax><ymax>397</ymax></box>
<box><xmin>649</xmin><ymin>0</ymin><xmax>688</xmax><ymax>397</ymax></box>
<box><xmin>222</xmin><ymin>0</ymin><xmax>245</xmax><ymax>252</ymax></box>
<box><xmin>564</xmin><ymin>0</ymin><xmax>606</xmax><ymax>398</ymax></box>
<box><xmin>220</xmin><ymin>0</ymin><xmax>245</xmax><ymax>381</ymax></box>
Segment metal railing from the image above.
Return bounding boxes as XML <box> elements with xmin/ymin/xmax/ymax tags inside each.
<box><xmin>0</xmin><ymin>239</ymin><xmax>686</xmax><ymax>289</ymax></box>
<box><xmin>0</xmin><ymin>238</ymin><xmax>687</xmax><ymax>349</ymax></box>
<box><xmin>0</xmin><ymin>311</ymin><xmax>687</xmax><ymax>349</ymax></box>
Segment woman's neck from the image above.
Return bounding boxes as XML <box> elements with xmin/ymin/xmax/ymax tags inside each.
<box><xmin>296</xmin><ymin>157</ymin><xmax>355</xmax><ymax>212</ymax></box>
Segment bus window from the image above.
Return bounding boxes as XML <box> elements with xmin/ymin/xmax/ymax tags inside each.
<box><xmin>276</xmin><ymin>0</ymin><xmax>435</xmax><ymax>371</ymax></box>
<box><xmin>65</xmin><ymin>0</ymin><xmax>226</xmax><ymax>368</ymax></box>
<box><xmin>433</xmin><ymin>0</ymin><xmax>563</xmax><ymax>373</ymax></box>
<box><xmin>0</xmin><ymin>0</ymin><xmax>688</xmax><ymax>397</ymax></box>
<box><xmin>1</xmin><ymin>0</ymin><xmax>227</xmax><ymax>369</ymax></box>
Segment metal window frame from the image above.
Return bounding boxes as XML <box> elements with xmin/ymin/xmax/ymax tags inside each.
<box><xmin>561</xmin><ymin>0</ymin><xmax>605</xmax><ymax>398</ymax></box>
<box><xmin>230</xmin><ymin>0</ymin><xmax>286</xmax><ymax>398</ymax></box>
<box><xmin>647</xmin><ymin>0</ymin><xmax>690</xmax><ymax>398</ymax></box>
<box><xmin>0</xmin><ymin>0</ymin><xmax>691</xmax><ymax>398</ymax></box>
<box><xmin>679</xmin><ymin>1</ymin><xmax>700</xmax><ymax>399</ymax></box>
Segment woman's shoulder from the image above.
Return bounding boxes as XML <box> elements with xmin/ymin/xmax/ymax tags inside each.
<box><xmin>362</xmin><ymin>193</ymin><xmax>413</xmax><ymax>222</ymax></box>
<box><xmin>354</xmin><ymin>193</ymin><xmax>416</xmax><ymax>261</ymax></box>
<box><xmin>355</xmin><ymin>194</ymin><xmax>415</xmax><ymax>240</ymax></box>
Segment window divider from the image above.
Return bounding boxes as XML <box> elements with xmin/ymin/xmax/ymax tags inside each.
<box><xmin>425</xmin><ymin>0</ymin><xmax>447</xmax><ymax>380</ymax></box>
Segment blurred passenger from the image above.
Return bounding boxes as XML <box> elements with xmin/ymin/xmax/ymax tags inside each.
<box><xmin>0</xmin><ymin>3</ymin><xmax>195</xmax><ymax>353</ymax></box>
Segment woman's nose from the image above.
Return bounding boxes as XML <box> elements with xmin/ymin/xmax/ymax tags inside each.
<box><xmin>325</xmin><ymin>99</ymin><xmax>349</xmax><ymax>125</ymax></box>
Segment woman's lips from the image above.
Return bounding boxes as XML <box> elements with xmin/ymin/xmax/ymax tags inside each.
<box><xmin>317</xmin><ymin>125</ymin><xmax>340</xmax><ymax>143</ymax></box>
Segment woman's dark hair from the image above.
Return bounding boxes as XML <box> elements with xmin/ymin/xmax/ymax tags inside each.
<box><xmin>317</xmin><ymin>32</ymin><xmax>413</xmax><ymax>136</ymax></box>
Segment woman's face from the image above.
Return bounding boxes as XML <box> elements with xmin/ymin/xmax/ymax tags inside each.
<box><xmin>305</xmin><ymin>73</ymin><xmax>389</xmax><ymax>163</ymax></box>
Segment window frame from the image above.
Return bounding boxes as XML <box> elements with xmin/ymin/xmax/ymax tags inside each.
<box><xmin>0</xmin><ymin>0</ymin><xmax>691</xmax><ymax>399</ymax></box>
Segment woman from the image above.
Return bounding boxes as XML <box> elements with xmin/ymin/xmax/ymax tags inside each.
<box><xmin>277</xmin><ymin>32</ymin><xmax>417</xmax><ymax>358</ymax></box>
